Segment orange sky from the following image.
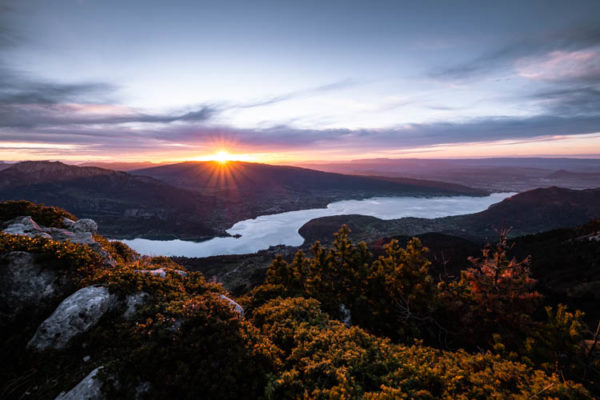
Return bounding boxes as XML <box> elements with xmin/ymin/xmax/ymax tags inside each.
<box><xmin>2</xmin><ymin>132</ymin><xmax>599</xmax><ymax>165</ymax></box>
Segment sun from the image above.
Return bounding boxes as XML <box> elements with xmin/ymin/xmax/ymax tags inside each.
<box><xmin>212</xmin><ymin>150</ymin><xmax>232</xmax><ymax>164</ymax></box>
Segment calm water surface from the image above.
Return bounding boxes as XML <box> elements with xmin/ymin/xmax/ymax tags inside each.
<box><xmin>119</xmin><ymin>193</ymin><xmax>513</xmax><ymax>257</ymax></box>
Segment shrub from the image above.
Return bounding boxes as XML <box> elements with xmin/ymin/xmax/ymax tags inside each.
<box><xmin>0</xmin><ymin>200</ymin><xmax>76</xmax><ymax>227</ymax></box>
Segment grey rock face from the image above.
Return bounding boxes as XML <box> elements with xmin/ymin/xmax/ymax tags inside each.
<box><xmin>55</xmin><ymin>367</ymin><xmax>104</xmax><ymax>400</ymax></box>
<box><xmin>219</xmin><ymin>294</ymin><xmax>244</xmax><ymax>317</ymax></box>
<box><xmin>0</xmin><ymin>251</ymin><xmax>64</xmax><ymax>318</ymax></box>
<box><xmin>28</xmin><ymin>286</ymin><xmax>117</xmax><ymax>351</ymax></box>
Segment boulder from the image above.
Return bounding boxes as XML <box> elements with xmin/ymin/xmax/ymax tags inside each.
<box><xmin>28</xmin><ymin>286</ymin><xmax>117</xmax><ymax>351</ymax></box>
<box><xmin>55</xmin><ymin>367</ymin><xmax>104</xmax><ymax>400</ymax></box>
<box><xmin>0</xmin><ymin>251</ymin><xmax>65</xmax><ymax>318</ymax></box>
<box><xmin>73</xmin><ymin>219</ymin><xmax>98</xmax><ymax>233</ymax></box>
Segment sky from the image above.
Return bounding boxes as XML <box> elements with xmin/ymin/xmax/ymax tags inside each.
<box><xmin>1</xmin><ymin>0</ymin><xmax>600</xmax><ymax>163</ymax></box>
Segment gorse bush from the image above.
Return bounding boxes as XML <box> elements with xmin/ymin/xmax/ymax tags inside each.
<box><xmin>0</xmin><ymin>203</ymin><xmax>597</xmax><ymax>398</ymax></box>
<box><xmin>260</xmin><ymin>225</ymin><xmax>599</xmax><ymax>394</ymax></box>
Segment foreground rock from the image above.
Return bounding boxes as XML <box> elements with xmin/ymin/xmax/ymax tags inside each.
<box><xmin>28</xmin><ymin>286</ymin><xmax>117</xmax><ymax>351</ymax></box>
<box><xmin>55</xmin><ymin>367</ymin><xmax>104</xmax><ymax>400</ymax></box>
<box><xmin>2</xmin><ymin>216</ymin><xmax>116</xmax><ymax>267</ymax></box>
<box><xmin>0</xmin><ymin>251</ymin><xmax>66</xmax><ymax>318</ymax></box>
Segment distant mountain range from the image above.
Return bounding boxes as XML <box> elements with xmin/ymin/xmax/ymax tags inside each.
<box><xmin>0</xmin><ymin>161</ymin><xmax>482</xmax><ymax>240</ymax></box>
<box><xmin>299</xmin><ymin>187</ymin><xmax>600</xmax><ymax>244</ymax></box>
<box><xmin>300</xmin><ymin>157</ymin><xmax>600</xmax><ymax>192</ymax></box>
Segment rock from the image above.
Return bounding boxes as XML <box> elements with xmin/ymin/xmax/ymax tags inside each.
<box><xmin>123</xmin><ymin>292</ymin><xmax>149</xmax><ymax>319</ymax></box>
<box><xmin>46</xmin><ymin>228</ymin><xmax>96</xmax><ymax>246</ymax></box>
<box><xmin>3</xmin><ymin>215</ymin><xmax>116</xmax><ymax>268</ymax></box>
<box><xmin>0</xmin><ymin>251</ymin><xmax>65</xmax><ymax>318</ymax></box>
<box><xmin>135</xmin><ymin>382</ymin><xmax>152</xmax><ymax>400</ymax></box>
<box><xmin>55</xmin><ymin>367</ymin><xmax>104</xmax><ymax>400</ymax></box>
<box><xmin>134</xmin><ymin>268</ymin><xmax>187</xmax><ymax>278</ymax></box>
<box><xmin>73</xmin><ymin>219</ymin><xmax>98</xmax><ymax>234</ymax></box>
<box><xmin>2</xmin><ymin>216</ymin><xmax>51</xmax><ymax>239</ymax></box>
<box><xmin>62</xmin><ymin>217</ymin><xmax>76</xmax><ymax>229</ymax></box>
<box><xmin>339</xmin><ymin>304</ymin><xmax>352</xmax><ymax>327</ymax></box>
<box><xmin>219</xmin><ymin>294</ymin><xmax>244</xmax><ymax>317</ymax></box>
<box><xmin>28</xmin><ymin>286</ymin><xmax>118</xmax><ymax>351</ymax></box>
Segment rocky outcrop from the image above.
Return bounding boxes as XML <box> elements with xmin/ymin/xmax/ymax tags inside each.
<box><xmin>55</xmin><ymin>367</ymin><xmax>104</xmax><ymax>400</ymax></box>
<box><xmin>2</xmin><ymin>216</ymin><xmax>52</xmax><ymax>239</ymax></box>
<box><xmin>0</xmin><ymin>251</ymin><xmax>66</xmax><ymax>318</ymax></box>
<box><xmin>2</xmin><ymin>216</ymin><xmax>116</xmax><ymax>267</ymax></box>
<box><xmin>28</xmin><ymin>286</ymin><xmax>118</xmax><ymax>351</ymax></box>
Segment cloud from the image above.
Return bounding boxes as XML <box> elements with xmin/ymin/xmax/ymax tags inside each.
<box><xmin>530</xmin><ymin>86</ymin><xmax>600</xmax><ymax>116</ymax></box>
<box><xmin>4</xmin><ymin>112</ymin><xmax>600</xmax><ymax>156</ymax></box>
<box><xmin>430</xmin><ymin>24</ymin><xmax>600</xmax><ymax>82</ymax></box>
<box><xmin>232</xmin><ymin>79</ymin><xmax>359</xmax><ymax>109</ymax></box>
<box><xmin>0</xmin><ymin>62</ymin><xmax>216</xmax><ymax>128</ymax></box>
<box><xmin>515</xmin><ymin>48</ymin><xmax>600</xmax><ymax>83</ymax></box>
<box><xmin>0</xmin><ymin>102</ymin><xmax>215</xmax><ymax>128</ymax></box>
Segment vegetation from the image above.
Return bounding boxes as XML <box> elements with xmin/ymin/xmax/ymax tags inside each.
<box><xmin>0</xmin><ymin>200</ymin><xmax>77</xmax><ymax>228</ymax></box>
<box><xmin>1</xmin><ymin>202</ymin><xmax>598</xmax><ymax>398</ymax></box>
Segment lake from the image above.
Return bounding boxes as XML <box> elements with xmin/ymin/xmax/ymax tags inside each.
<box><xmin>119</xmin><ymin>192</ymin><xmax>513</xmax><ymax>257</ymax></box>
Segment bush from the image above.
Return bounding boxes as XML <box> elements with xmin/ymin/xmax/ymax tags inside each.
<box><xmin>0</xmin><ymin>200</ymin><xmax>76</xmax><ymax>227</ymax></box>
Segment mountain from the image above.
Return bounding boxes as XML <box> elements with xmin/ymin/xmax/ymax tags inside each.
<box><xmin>133</xmin><ymin>161</ymin><xmax>485</xmax><ymax>216</ymax></box>
<box><xmin>300</xmin><ymin>158</ymin><xmax>600</xmax><ymax>192</ymax></box>
<box><xmin>299</xmin><ymin>187</ymin><xmax>600</xmax><ymax>244</ymax></box>
<box><xmin>77</xmin><ymin>161</ymin><xmax>167</xmax><ymax>171</ymax></box>
<box><xmin>0</xmin><ymin>161</ymin><xmax>483</xmax><ymax>240</ymax></box>
<box><xmin>0</xmin><ymin>161</ymin><xmax>224</xmax><ymax>240</ymax></box>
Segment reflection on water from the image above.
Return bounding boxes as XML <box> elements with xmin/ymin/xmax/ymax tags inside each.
<box><xmin>119</xmin><ymin>193</ymin><xmax>513</xmax><ymax>257</ymax></box>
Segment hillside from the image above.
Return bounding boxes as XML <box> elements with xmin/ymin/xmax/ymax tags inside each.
<box><xmin>0</xmin><ymin>202</ymin><xmax>596</xmax><ymax>398</ymax></box>
<box><xmin>0</xmin><ymin>161</ymin><xmax>225</xmax><ymax>240</ymax></box>
<box><xmin>133</xmin><ymin>161</ymin><xmax>486</xmax><ymax>212</ymax></box>
<box><xmin>299</xmin><ymin>187</ymin><xmax>600</xmax><ymax>244</ymax></box>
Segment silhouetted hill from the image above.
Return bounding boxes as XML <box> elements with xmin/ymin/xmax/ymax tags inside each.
<box><xmin>299</xmin><ymin>187</ymin><xmax>600</xmax><ymax>244</ymax></box>
<box><xmin>134</xmin><ymin>161</ymin><xmax>486</xmax><ymax>197</ymax></box>
<box><xmin>132</xmin><ymin>161</ymin><xmax>486</xmax><ymax>226</ymax></box>
<box><xmin>0</xmin><ymin>161</ymin><xmax>224</xmax><ymax>240</ymax></box>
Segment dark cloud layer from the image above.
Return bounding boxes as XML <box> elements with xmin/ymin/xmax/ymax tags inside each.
<box><xmin>3</xmin><ymin>113</ymin><xmax>600</xmax><ymax>155</ymax></box>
